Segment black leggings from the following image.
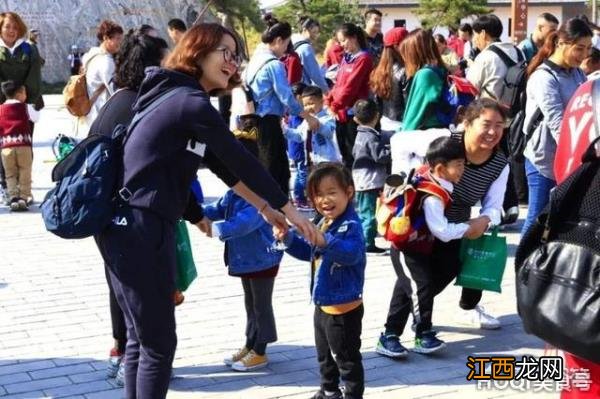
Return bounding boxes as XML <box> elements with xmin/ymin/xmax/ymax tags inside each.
<box><xmin>429</xmin><ymin>239</ymin><xmax>482</xmax><ymax>310</ymax></box>
<box><xmin>257</xmin><ymin>115</ymin><xmax>290</xmax><ymax>196</ymax></box>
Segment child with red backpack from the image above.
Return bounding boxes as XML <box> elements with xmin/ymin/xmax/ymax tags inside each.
<box><xmin>375</xmin><ymin>136</ymin><xmax>477</xmax><ymax>358</ymax></box>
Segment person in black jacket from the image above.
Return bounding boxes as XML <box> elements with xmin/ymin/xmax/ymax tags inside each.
<box><xmin>95</xmin><ymin>23</ymin><xmax>317</xmax><ymax>399</ymax></box>
<box><xmin>88</xmin><ymin>28</ymin><xmax>170</xmax><ymax>387</ymax></box>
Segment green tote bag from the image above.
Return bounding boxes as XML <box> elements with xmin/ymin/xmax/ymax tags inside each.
<box><xmin>175</xmin><ymin>220</ymin><xmax>198</xmax><ymax>292</ymax></box>
<box><xmin>456</xmin><ymin>227</ymin><xmax>508</xmax><ymax>293</ymax></box>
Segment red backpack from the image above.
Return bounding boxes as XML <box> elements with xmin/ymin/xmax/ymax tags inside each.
<box><xmin>376</xmin><ymin>167</ymin><xmax>452</xmax><ymax>253</ymax></box>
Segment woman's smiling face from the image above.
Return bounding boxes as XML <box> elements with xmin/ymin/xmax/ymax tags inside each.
<box><xmin>464</xmin><ymin>108</ymin><xmax>505</xmax><ymax>151</ymax></box>
<box><xmin>198</xmin><ymin>33</ymin><xmax>239</xmax><ymax>92</ymax></box>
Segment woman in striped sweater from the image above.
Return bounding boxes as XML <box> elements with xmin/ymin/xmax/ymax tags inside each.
<box><xmin>432</xmin><ymin>99</ymin><xmax>510</xmax><ymax>329</ymax></box>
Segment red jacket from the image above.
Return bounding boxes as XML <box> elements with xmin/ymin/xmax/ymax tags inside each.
<box><xmin>326</xmin><ymin>51</ymin><xmax>373</xmax><ymax>122</ymax></box>
<box><xmin>326</xmin><ymin>43</ymin><xmax>344</xmax><ymax>67</ymax></box>
<box><xmin>554</xmin><ymin>79</ymin><xmax>600</xmax><ymax>399</ymax></box>
<box><xmin>0</xmin><ymin>102</ymin><xmax>33</xmax><ymax>149</ymax></box>
<box><xmin>280</xmin><ymin>51</ymin><xmax>303</xmax><ymax>85</ymax></box>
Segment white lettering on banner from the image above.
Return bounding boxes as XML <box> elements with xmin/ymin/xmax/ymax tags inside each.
<box><xmin>569</xmin><ymin>92</ymin><xmax>592</xmax><ymax>112</ymax></box>
<box><xmin>566</xmin><ymin>112</ymin><xmax>593</xmax><ymax>172</ymax></box>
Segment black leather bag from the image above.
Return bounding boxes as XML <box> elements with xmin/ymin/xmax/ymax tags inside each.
<box><xmin>515</xmin><ymin>134</ymin><xmax>600</xmax><ymax>363</ymax></box>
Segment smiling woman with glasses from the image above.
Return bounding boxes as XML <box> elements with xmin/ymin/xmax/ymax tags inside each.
<box><xmin>215</xmin><ymin>45</ymin><xmax>243</xmax><ymax>66</ymax></box>
<box><xmin>95</xmin><ymin>22</ymin><xmax>318</xmax><ymax>399</ymax></box>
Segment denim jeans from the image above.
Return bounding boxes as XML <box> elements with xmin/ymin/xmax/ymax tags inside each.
<box><xmin>522</xmin><ymin>159</ymin><xmax>556</xmax><ymax>236</ymax></box>
<box><xmin>288</xmin><ymin>140</ymin><xmax>307</xmax><ymax>204</ymax></box>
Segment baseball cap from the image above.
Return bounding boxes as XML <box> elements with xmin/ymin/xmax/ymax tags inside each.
<box><xmin>384</xmin><ymin>27</ymin><xmax>408</xmax><ymax>47</ymax></box>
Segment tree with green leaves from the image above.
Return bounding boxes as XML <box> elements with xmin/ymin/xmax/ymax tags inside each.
<box><xmin>413</xmin><ymin>0</ymin><xmax>492</xmax><ymax>31</ymax></box>
<box><xmin>274</xmin><ymin>0</ymin><xmax>362</xmax><ymax>51</ymax></box>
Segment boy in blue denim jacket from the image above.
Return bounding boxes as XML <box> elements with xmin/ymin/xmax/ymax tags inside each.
<box><xmin>283</xmin><ymin>86</ymin><xmax>342</xmax><ymax>166</ymax></box>
<box><xmin>202</xmin><ymin>134</ymin><xmax>283</xmax><ymax>373</ymax></box>
<box><xmin>278</xmin><ymin>163</ymin><xmax>366</xmax><ymax>399</ymax></box>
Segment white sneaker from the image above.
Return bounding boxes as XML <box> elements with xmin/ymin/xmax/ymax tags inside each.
<box><xmin>457</xmin><ymin>305</ymin><xmax>501</xmax><ymax>330</ymax></box>
<box><xmin>115</xmin><ymin>361</ymin><xmax>125</xmax><ymax>386</ymax></box>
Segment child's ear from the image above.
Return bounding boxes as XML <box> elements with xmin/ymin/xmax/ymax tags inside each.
<box><xmin>346</xmin><ymin>185</ymin><xmax>355</xmax><ymax>199</ymax></box>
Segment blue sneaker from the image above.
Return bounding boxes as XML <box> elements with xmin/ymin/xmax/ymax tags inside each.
<box><xmin>413</xmin><ymin>330</ymin><xmax>445</xmax><ymax>354</ymax></box>
<box><xmin>375</xmin><ymin>333</ymin><xmax>408</xmax><ymax>358</ymax></box>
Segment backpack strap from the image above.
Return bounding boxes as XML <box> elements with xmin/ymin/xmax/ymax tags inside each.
<box><xmin>245</xmin><ymin>57</ymin><xmax>279</xmax><ymax>87</ymax></box>
<box><xmin>293</xmin><ymin>40</ymin><xmax>310</xmax><ymax>51</ymax></box>
<box><xmin>417</xmin><ymin>180</ymin><xmax>452</xmax><ymax>208</ymax></box>
<box><xmin>487</xmin><ymin>44</ymin><xmax>523</xmax><ymax>68</ymax></box>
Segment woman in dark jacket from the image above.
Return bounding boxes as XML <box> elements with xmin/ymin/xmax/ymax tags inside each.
<box><xmin>96</xmin><ymin>23</ymin><xmax>317</xmax><ymax>398</ymax></box>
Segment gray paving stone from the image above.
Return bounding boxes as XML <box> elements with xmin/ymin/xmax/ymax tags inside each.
<box><xmin>4</xmin><ymin>376</ymin><xmax>70</xmax><ymax>394</ymax></box>
<box><xmin>43</xmin><ymin>380</ymin><xmax>113</xmax><ymax>397</ymax></box>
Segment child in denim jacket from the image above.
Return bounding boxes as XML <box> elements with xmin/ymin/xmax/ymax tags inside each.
<box><xmin>277</xmin><ymin>163</ymin><xmax>366</xmax><ymax>399</ymax></box>
<box><xmin>283</xmin><ymin>86</ymin><xmax>342</xmax><ymax>166</ymax></box>
<box><xmin>202</xmin><ymin>135</ymin><xmax>283</xmax><ymax>373</ymax></box>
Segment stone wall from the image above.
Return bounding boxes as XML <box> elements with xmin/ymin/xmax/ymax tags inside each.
<box><xmin>1</xmin><ymin>0</ymin><xmax>214</xmax><ymax>83</ymax></box>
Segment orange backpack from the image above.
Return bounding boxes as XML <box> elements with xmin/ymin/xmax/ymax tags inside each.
<box><xmin>63</xmin><ymin>54</ymin><xmax>105</xmax><ymax>117</ymax></box>
<box><xmin>376</xmin><ymin>167</ymin><xmax>451</xmax><ymax>252</ymax></box>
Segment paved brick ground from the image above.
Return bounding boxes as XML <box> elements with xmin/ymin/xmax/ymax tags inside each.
<box><xmin>0</xmin><ymin>97</ymin><xmax>561</xmax><ymax>398</ymax></box>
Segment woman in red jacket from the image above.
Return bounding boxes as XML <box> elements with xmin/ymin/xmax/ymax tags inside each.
<box><xmin>326</xmin><ymin>23</ymin><xmax>373</xmax><ymax>168</ymax></box>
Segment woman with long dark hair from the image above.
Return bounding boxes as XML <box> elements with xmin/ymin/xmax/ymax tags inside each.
<box><xmin>326</xmin><ymin>22</ymin><xmax>373</xmax><ymax>168</ymax></box>
<box><xmin>96</xmin><ymin>23</ymin><xmax>317</xmax><ymax>398</ymax></box>
<box><xmin>522</xmin><ymin>17</ymin><xmax>591</xmax><ymax>235</ymax></box>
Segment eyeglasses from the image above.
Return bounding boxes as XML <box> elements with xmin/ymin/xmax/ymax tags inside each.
<box><xmin>215</xmin><ymin>46</ymin><xmax>242</xmax><ymax>67</ymax></box>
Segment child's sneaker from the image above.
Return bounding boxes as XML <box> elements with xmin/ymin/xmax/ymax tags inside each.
<box><xmin>17</xmin><ymin>198</ymin><xmax>28</xmax><ymax>211</ymax></box>
<box><xmin>25</xmin><ymin>196</ymin><xmax>34</xmax><ymax>206</ymax></box>
<box><xmin>413</xmin><ymin>330</ymin><xmax>446</xmax><ymax>354</ymax></box>
<box><xmin>231</xmin><ymin>350</ymin><xmax>268</xmax><ymax>371</ymax></box>
<box><xmin>115</xmin><ymin>361</ymin><xmax>125</xmax><ymax>386</ymax></box>
<box><xmin>9</xmin><ymin>197</ymin><xmax>19</xmax><ymax>211</ymax></box>
<box><xmin>310</xmin><ymin>389</ymin><xmax>343</xmax><ymax>399</ymax></box>
<box><xmin>107</xmin><ymin>348</ymin><xmax>123</xmax><ymax>378</ymax></box>
<box><xmin>375</xmin><ymin>333</ymin><xmax>408</xmax><ymax>358</ymax></box>
<box><xmin>224</xmin><ymin>346</ymin><xmax>250</xmax><ymax>366</ymax></box>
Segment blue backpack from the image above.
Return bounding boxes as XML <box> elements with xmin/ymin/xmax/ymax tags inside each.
<box><xmin>41</xmin><ymin>88</ymin><xmax>184</xmax><ymax>239</ymax></box>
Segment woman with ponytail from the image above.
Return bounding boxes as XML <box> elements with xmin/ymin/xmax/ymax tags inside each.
<box><xmin>521</xmin><ymin>18</ymin><xmax>591</xmax><ymax>235</ymax></box>
<box><xmin>369</xmin><ymin>27</ymin><xmax>409</xmax><ymax>135</ymax></box>
<box><xmin>325</xmin><ymin>22</ymin><xmax>373</xmax><ymax>168</ymax></box>
<box><xmin>245</xmin><ymin>14</ymin><xmax>317</xmax><ymax>194</ymax></box>
<box><xmin>292</xmin><ymin>16</ymin><xmax>329</xmax><ymax>92</ymax></box>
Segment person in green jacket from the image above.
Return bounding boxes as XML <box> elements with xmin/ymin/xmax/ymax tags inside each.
<box><xmin>0</xmin><ymin>12</ymin><xmax>42</xmax><ymax>105</ymax></box>
<box><xmin>400</xmin><ymin>29</ymin><xmax>449</xmax><ymax>131</ymax></box>
<box><xmin>0</xmin><ymin>12</ymin><xmax>42</xmax><ymax>204</ymax></box>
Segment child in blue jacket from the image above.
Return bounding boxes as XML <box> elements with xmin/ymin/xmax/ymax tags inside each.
<box><xmin>277</xmin><ymin>163</ymin><xmax>366</xmax><ymax>399</ymax></box>
<box><xmin>202</xmin><ymin>135</ymin><xmax>283</xmax><ymax>373</ymax></box>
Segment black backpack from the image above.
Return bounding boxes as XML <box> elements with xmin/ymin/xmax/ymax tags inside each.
<box><xmin>515</xmin><ymin>135</ymin><xmax>600</xmax><ymax>363</ymax></box>
<box><xmin>487</xmin><ymin>45</ymin><xmax>527</xmax><ymax>119</ymax></box>
<box><xmin>508</xmin><ymin>67</ymin><xmax>558</xmax><ymax>160</ymax></box>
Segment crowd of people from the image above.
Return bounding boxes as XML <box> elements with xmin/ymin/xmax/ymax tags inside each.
<box><xmin>0</xmin><ymin>6</ymin><xmax>599</xmax><ymax>399</ymax></box>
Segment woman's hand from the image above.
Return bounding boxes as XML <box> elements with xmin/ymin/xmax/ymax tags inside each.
<box><xmin>195</xmin><ymin>217</ymin><xmax>212</xmax><ymax>238</ymax></box>
<box><xmin>464</xmin><ymin>216</ymin><xmax>490</xmax><ymax>239</ymax></box>
<box><xmin>280</xmin><ymin>202</ymin><xmax>318</xmax><ymax>243</ymax></box>
<box><xmin>261</xmin><ymin>206</ymin><xmax>290</xmax><ymax>234</ymax></box>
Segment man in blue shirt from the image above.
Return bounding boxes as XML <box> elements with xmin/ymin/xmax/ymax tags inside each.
<box><xmin>518</xmin><ymin>13</ymin><xmax>559</xmax><ymax>62</ymax></box>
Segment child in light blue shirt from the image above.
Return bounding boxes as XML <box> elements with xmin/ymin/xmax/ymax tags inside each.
<box><xmin>283</xmin><ymin>86</ymin><xmax>342</xmax><ymax>165</ymax></box>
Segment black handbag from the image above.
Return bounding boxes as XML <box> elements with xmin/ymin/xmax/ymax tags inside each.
<box><xmin>515</xmin><ymin>132</ymin><xmax>600</xmax><ymax>363</ymax></box>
